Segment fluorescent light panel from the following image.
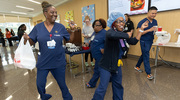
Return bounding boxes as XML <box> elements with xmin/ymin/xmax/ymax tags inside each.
<box><xmin>28</xmin><ymin>0</ymin><xmax>41</xmax><ymax>4</ymax></box>
<box><xmin>4</xmin><ymin>82</ymin><xmax>8</xmax><ymax>85</ymax></box>
<box><xmin>24</xmin><ymin>72</ymin><xmax>29</xmax><ymax>76</ymax></box>
<box><xmin>16</xmin><ymin>5</ymin><xmax>34</xmax><ymax>10</ymax></box>
<box><xmin>11</xmin><ymin>11</ymin><xmax>27</xmax><ymax>15</ymax></box>
<box><xmin>5</xmin><ymin>95</ymin><xmax>12</xmax><ymax>100</ymax></box>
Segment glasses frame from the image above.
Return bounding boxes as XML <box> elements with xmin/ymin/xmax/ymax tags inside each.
<box><xmin>94</xmin><ymin>24</ymin><xmax>101</xmax><ymax>27</ymax></box>
<box><xmin>115</xmin><ymin>20</ymin><xmax>125</xmax><ymax>24</ymax></box>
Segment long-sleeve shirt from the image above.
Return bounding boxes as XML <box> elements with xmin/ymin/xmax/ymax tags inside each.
<box><xmin>99</xmin><ymin>29</ymin><xmax>139</xmax><ymax>73</ymax></box>
<box><xmin>6</xmin><ymin>31</ymin><xmax>11</xmax><ymax>38</ymax></box>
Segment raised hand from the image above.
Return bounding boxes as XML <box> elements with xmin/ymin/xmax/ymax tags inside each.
<box><xmin>141</xmin><ymin>20</ymin><xmax>149</xmax><ymax>30</ymax></box>
<box><xmin>69</xmin><ymin>21</ymin><xmax>75</xmax><ymax>30</ymax></box>
<box><xmin>23</xmin><ymin>33</ymin><xmax>29</xmax><ymax>45</ymax></box>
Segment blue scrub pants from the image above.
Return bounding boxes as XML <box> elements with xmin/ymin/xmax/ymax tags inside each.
<box><xmin>136</xmin><ymin>40</ymin><xmax>153</xmax><ymax>75</ymax></box>
<box><xmin>88</xmin><ymin>58</ymin><xmax>101</xmax><ymax>87</ymax></box>
<box><xmin>36</xmin><ymin>67</ymin><xmax>72</xmax><ymax>100</ymax></box>
<box><xmin>92</xmin><ymin>67</ymin><xmax>123</xmax><ymax>100</ymax></box>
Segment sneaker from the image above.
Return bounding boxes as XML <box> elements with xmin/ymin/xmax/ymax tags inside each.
<box><xmin>134</xmin><ymin>67</ymin><xmax>143</xmax><ymax>73</ymax></box>
<box><xmin>85</xmin><ymin>62</ymin><xmax>89</xmax><ymax>67</ymax></box>
<box><xmin>147</xmin><ymin>74</ymin><xmax>154</xmax><ymax>80</ymax></box>
<box><xmin>86</xmin><ymin>83</ymin><xmax>94</xmax><ymax>88</ymax></box>
<box><xmin>91</xmin><ymin>62</ymin><xmax>95</xmax><ymax>66</ymax></box>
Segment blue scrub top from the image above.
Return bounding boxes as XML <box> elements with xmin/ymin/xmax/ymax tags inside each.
<box><xmin>29</xmin><ymin>22</ymin><xmax>70</xmax><ymax>69</ymax></box>
<box><xmin>90</xmin><ymin>29</ymin><xmax>106</xmax><ymax>60</ymax></box>
<box><xmin>137</xmin><ymin>18</ymin><xmax>158</xmax><ymax>41</ymax></box>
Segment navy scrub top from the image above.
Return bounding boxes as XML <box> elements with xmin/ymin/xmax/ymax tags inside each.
<box><xmin>137</xmin><ymin>18</ymin><xmax>158</xmax><ymax>41</ymax></box>
<box><xmin>90</xmin><ymin>29</ymin><xmax>106</xmax><ymax>60</ymax></box>
<box><xmin>29</xmin><ymin>22</ymin><xmax>70</xmax><ymax>69</ymax></box>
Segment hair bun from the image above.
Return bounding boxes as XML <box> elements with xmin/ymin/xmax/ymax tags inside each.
<box><xmin>41</xmin><ymin>1</ymin><xmax>49</xmax><ymax>9</ymax></box>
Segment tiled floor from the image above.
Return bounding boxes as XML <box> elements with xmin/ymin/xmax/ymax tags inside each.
<box><xmin>0</xmin><ymin>45</ymin><xmax>180</xmax><ymax>100</ymax></box>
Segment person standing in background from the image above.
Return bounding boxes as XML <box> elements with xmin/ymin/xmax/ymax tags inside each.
<box><xmin>122</xmin><ymin>13</ymin><xmax>134</xmax><ymax>58</ymax></box>
<box><xmin>17</xmin><ymin>24</ymin><xmax>26</xmax><ymax>41</ymax></box>
<box><xmin>86</xmin><ymin>18</ymin><xmax>106</xmax><ymax>88</ymax></box>
<box><xmin>124</xmin><ymin>13</ymin><xmax>134</xmax><ymax>37</ymax></box>
<box><xmin>134</xmin><ymin>6</ymin><xmax>158</xmax><ymax>80</ymax></box>
<box><xmin>82</xmin><ymin>15</ymin><xmax>94</xmax><ymax>67</ymax></box>
<box><xmin>0</xmin><ymin>29</ymin><xmax>6</xmax><ymax>47</ymax></box>
<box><xmin>5</xmin><ymin>28</ymin><xmax>13</xmax><ymax>46</ymax></box>
<box><xmin>23</xmin><ymin>1</ymin><xmax>73</xmax><ymax>100</ymax></box>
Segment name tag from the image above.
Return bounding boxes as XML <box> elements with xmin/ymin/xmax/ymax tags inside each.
<box><xmin>47</xmin><ymin>40</ymin><xmax>56</xmax><ymax>49</ymax></box>
<box><xmin>54</xmin><ymin>34</ymin><xmax>60</xmax><ymax>36</ymax></box>
<box><xmin>124</xmin><ymin>27</ymin><xmax>128</xmax><ymax>31</ymax></box>
<box><xmin>94</xmin><ymin>40</ymin><xmax>99</xmax><ymax>42</ymax></box>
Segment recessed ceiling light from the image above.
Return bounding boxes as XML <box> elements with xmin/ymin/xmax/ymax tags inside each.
<box><xmin>11</xmin><ymin>11</ymin><xmax>27</xmax><ymax>15</ymax></box>
<box><xmin>28</xmin><ymin>0</ymin><xmax>41</xmax><ymax>4</ymax></box>
<box><xmin>16</xmin><ymin>5</ymin><xmax>34</xmax><ymax>10</ymax></box>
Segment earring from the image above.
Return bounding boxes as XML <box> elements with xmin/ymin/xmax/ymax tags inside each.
<box><xmin>113</xmin><ymin>27</ymin><xmax>116</xmax><ymax>30</ymax></box>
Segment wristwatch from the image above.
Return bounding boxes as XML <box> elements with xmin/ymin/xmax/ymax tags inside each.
<box><xmin>139</xmin><ymin>29</ymin><xmax>144</xmax><ymax>33</ymax></box>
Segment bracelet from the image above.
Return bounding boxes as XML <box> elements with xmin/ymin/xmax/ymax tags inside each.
<box><xmin>139</xmin><ymin>29</ymin><xmax>144</xmax><ymax>33</ymax></box>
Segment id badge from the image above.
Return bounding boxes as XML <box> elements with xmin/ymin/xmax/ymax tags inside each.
<box><xmin>47</xmin><ymin>40</ymin><xmax>56</xmax><ymax>49</ymax></box>
<box><xmin>124</xmin><ymin>27</ymin><xmax>128</xmax><ymax>31</ymax></box>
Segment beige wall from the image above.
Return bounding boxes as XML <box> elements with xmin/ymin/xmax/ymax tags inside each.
<box><xmin>0</xmin><ymin>15</ymin><xmax>30</xmax><ymax>23</ymax></box>
<box><xmin>33</xmin><ymin>0</ymin><xmax>108</xmax><ymax>28</ymax></box>
<box><xmin>33</xmin><ymin>0</ymin><xmax>180</xmax><ymax>63</ymax></box>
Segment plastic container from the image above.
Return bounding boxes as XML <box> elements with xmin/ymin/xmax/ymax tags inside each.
<box><xmin>82</xmin><ymin>46</ymin><xmax>90</xmax><ymax>50</ymax></box>
<box><xmin>158</xmin><ymin>26</ymin><xmax>162</xmax><ymax>31</ymax></box>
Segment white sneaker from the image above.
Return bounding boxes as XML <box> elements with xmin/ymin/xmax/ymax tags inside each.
<box><xmin>85</xmin><ymin>62</ymin><xmax>89</xmax><ymax>67</ymax></box>
<box><xmin>91</xmin><ymin>62</ymin><xmax>95</xmax><ymax>66</ymax></box>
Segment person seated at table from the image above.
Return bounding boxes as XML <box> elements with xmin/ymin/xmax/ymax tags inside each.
<box><xmin>5</xmin><ymin>28</ymin><xmax>13</xmax><ymax>46</ymax></box>
<box><xmin>86</xmin><ymin>18</ymin><xmax>106</xmax><ymax>88</ymax></box>
<box><xmin>10</xmin><ymin>29</ymin><xmax>15</xmax><ymax>36</ymax></box>
<box><xmin>0</xmin><ymin>28</ymin><xmax>6</xmax><ymax>47</ymax></box>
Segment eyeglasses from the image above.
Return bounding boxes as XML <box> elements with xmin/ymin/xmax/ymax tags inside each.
<box><xmin>115</xmin><ymin>20</ymin><xmax>125</xmax><ymax>24</ymax></box>
<box><xmin>94</xmin><ymin>24</ymin><xmax>101</xmax><ymax>27</ymax></box>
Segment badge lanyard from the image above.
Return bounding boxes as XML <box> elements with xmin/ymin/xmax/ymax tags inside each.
<box><xmin>50</xmin><ymin>34</ymin><xmax>52</xmax><ymax>40</ymax></box>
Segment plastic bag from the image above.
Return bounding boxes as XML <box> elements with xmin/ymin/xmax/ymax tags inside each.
<box><xmin>14</xmin><ymin>38</ymin><xmax>36</xmax><ymax>69</ymax></box>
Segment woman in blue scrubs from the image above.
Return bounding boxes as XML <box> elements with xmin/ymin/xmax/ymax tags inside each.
<box><xmin>92</xmin><ymin>12</ymin><xmax>149</xmax><ymax>100</ymax></box>
<box><xmin>86</xmin><ymin>19</ymin><xmax>106</xmax><ymax>88</ymax></box>
<box><xmin>24</xmin><ymin>1</ymin><xmax>74</xmax><ymax>100</ymax></box>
